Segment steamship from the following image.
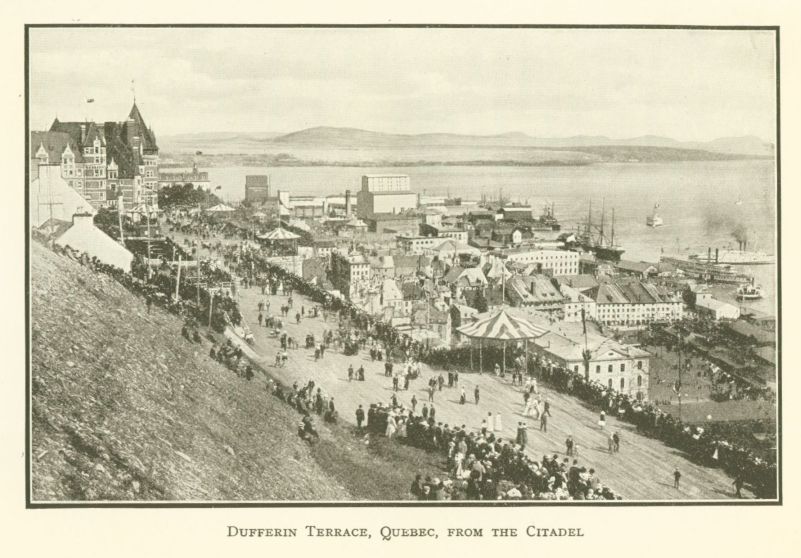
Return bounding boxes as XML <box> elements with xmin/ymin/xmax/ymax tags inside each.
<box><xmin>691</xmin><ymin>240</ymin><xmax>774</xmax><ymax>265</ymax></box>
<box><xmin>660</xmin><ymin>247</ymin><xmax>753</xmax><ymax>284</ymax></box>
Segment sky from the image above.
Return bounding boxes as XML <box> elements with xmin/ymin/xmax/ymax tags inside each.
<box><xmin>28</xmin><ymin>27</ymin><xmax>777</xmax><ymax>141</ymax></box>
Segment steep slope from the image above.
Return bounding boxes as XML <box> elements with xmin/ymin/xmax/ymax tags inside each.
<box><xmin>30</xmin><ymin>243</ymin><xmax>351</xmax><ymax>501</ymax></box>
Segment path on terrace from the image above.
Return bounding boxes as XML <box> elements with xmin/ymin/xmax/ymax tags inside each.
<box><xmin>173</xmin><ymin>231</ymin><xmax>751</xmax><ymax>501</ymax></box>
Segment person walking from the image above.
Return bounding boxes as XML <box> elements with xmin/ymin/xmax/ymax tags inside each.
<box><xmin>355</xmin><ymin>405</ymin><xmax>365</xmax><ymax>431</ymax></box>
<box><xmin>734</xmin><ymin>474</ymin><xmax>744</xmax><ymax>498</ymax></box>
<box><xmin>565</xmin><ymin>435</ymin><xmax>574</xmax><ymax>457</ymax></box>
<box><xmin>673</xmin><ymin>467</ymin><xmax>682</xmax><ymax>489</ymax></box>
<box><xmin>411</xmin><ymin>394</ymin><xmax>418</xmax><ymax>413</ymax></box>
<box><xmin>613</xmin><ymin>431</ymin><xmax>620</xmax><ymax>453</ymax></box>
<box><xmin>348</xmin><ymin>364</ymin><xmax>354</xmax><ymax>382</ymax></box>
<box><xmin>460</xmin><ymin>387</ymin><xmax>467</xmax><ymax>405</ymax></box>
<box><xmin>598</xmin><ymin>410</ymin><xmax>606</xmax><ymax>429</ymax></box>
<box><xmin>608</xmin><ymin>432</ymin><xmax>615</xmax><ymax>454</ymax></box>
<box><xmin>428</xmin><ymin>385</ymin><xmax>435</xmax><ymax>402</ymax></box>
<box><xmin>520</xmin><ymin>421</ymin><xmax>528</xmax><ymax>449</ymax></box>
<box><xmin>474</xmin><ymin>386</ymin><xmax>480</xmax><ymax>405</ymax></box>
<box><xmin>540</xmin><ymin>412</ymin><xmax>548</xmax><ymax>433</ymax></box>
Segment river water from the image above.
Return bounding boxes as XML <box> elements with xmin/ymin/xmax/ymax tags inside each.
<box><xmin>204</xmin><ymin>160</ymin><xmax>778</xmax><ymax>314</ymax></box>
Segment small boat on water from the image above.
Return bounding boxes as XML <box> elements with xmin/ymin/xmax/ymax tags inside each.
<box><xmin>736</xmin><ymin>283</ymin><xmax>764</xmax><ymax>301</ymax></box>
<box><xmin>646</xmin><ymin>203</ymin><xmax>663</xmax><ymax>228</ymax></box>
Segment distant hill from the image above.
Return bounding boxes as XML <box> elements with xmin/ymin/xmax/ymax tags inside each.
<box><xmin>269</xmin><ymin>126</ymin><xmax>773</xmax><ymax>156</ymax></box>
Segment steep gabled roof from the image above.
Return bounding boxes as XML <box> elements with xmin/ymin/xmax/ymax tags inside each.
<box><xmin>128</xmin><ymin>102</ymin><xmax>158</xmax><ymax>151</ymax></box>
<box><xmin>31</xmin><ymin>131</ymin><xmax>83</xmax><ymax>163</ymax></box>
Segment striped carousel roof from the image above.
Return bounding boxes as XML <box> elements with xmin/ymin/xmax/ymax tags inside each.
<box><xmin>457</xmin><ymin>308</ymin><xmax>548</xmax><ymax>341</ymax></box>
<box><xmin>257</xmin><ymin>227</ymin><xmax>300</xmax><ymax>241</ymax></box>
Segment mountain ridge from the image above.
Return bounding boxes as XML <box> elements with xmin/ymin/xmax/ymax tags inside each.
<box><xmin>161</xmin><ymin>127</ymin><xmax>772</xmax><ymax>156</ymax></box>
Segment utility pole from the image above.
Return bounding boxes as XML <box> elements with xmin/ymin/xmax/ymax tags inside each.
<box><xmin>197</xmin><ymin>256</ymin><xmax>202</xmax><ymax>311</ymax></box>
<box><xmin>677</xmin><ymin>335</ymin><xmax>683</xmax><ymax>421</ymax></box>
<box><xmin>208</xmin><ymin>290</ymin><xmax>214</xmax><ymax>328</ymax></box>
<box><xmin>118</xmin><ymin>196</ymin><xmax>125</xmax><ymax>245</ymax></box>
<box><xmin>175</xmin><ymin>255</ymin><xmax>182</xmax><ymax>301</ymax></box>
<box><xmin>145</xmin><ymin>196</ymin><xmax>152</xmax><ymax>281</ymax></box>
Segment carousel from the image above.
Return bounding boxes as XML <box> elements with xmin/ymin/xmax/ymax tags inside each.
<box><xmin>457</xmin><ymin>308</ymin><xmax>548</xmax><ymax>375</ymax></box>
<box><xmin>256</xmin><ymin>226</ymin><xmax>300</xmax><ymax>255</ymax></box>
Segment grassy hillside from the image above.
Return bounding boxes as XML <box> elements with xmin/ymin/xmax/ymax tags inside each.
<box><xmin>30</xmin><ymin>243</ymin><xmax>444</xmax><ymax>501</ymax></box>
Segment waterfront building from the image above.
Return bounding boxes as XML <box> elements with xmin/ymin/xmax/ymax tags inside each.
<box><xmin>499</xmin><ymin>205</ymin><xmax>533</xmax><ymax>220</ymax></box>
<box><xmin>366</xmin><ymin>211</ymin><xmax>420</xmax><ymax>236</ymax></box>
<box><xmin>419</xmin><ymin>223</ymin><xmax>468</xmax><ymax>243</ymax></box>
<box><xmin>614</xmin><ymin>259</ymin><xmax>659</xmax><ymax>279</ymax></box>
<box><xmin>356</xmin><ymin>174</ymin><xmax>418</xmax><ymax>219</ymax></box>
<box><xmin>591</xmin><ymin>280</ymin><xmax>684</xmax><ymax>326</ymax></box>
<box><xmin>245</xmin><ymin>175</ymin><xmax>271</xmax><ymax>203</ymax></box>
<box><xmin>158</xmin><ymin>162</ymin><xmax>211</xmax><ymax>191</ymax></box>
<box><xmin>503</xmin><ymin>248</ymin><xmax>580</xmax><ymax>276</ymax></box>
<box><xmin>695</xmin><ymin>297</ymin><xmax>741</xmax><ymax>321</ymax></box>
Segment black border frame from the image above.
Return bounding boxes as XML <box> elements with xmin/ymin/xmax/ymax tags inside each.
<box><xmin>24</xmin><ymin>23</ymin><xmax>782</xmax><ymax>509</ymax></box>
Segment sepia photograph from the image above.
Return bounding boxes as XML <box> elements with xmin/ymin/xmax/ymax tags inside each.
<box><xmin>26</xmin><ymin>25</ymin><xmax>779</xmax><ymax>505</ymax></box>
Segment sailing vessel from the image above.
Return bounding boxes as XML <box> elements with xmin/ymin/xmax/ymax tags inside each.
<box><xmin>646</xmin><ymin>203</ymin><xmax>663</xmax><ymax>227</ymax></box>
<box><xmin>562</xmin><ymin>200</ymin><xmax>625</xmax><ymax>262</ymax></box>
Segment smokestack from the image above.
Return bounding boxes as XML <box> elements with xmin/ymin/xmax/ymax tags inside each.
<box><xmin>715</xmin><ymin>248</ymin><xmax>719</xmax><ymax>263</ymax></box>
<box><xmin>345</xmin><ymin>189</ymin><xmax>352</xmax><ymax>217</ymax></box>
<box><xmin>708</xmin><ymin>247</ymin><xmax>711</xmax><ymax>263</ymax></box>
<box><xmin>80</xmin><ymin>124</ymin><xmax>86</xmax><ymax>143</ymax></box>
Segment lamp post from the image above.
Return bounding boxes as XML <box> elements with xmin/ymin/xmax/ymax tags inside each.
<box><xmin>677</xmin><ymin>335</ymin><xmax>684</xmax><ymax>421</ymax></box>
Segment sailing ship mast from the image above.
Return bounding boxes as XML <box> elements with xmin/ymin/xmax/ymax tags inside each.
<box><xmin>611</xmin><ymin>208</ymin><xmax>615</xmax><ymax>247</ymax></box>
<box><xmin>600</xmin><ymin>198</ymin><xmax>606</xmax><ymax>246</ymax></box>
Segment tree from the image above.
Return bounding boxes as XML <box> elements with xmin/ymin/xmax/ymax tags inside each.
<box><xmin>158</xmin><ymin>183</ymin><xmax>222</xmax><ymax>210</ymax></box>
<box><xmin>682</xmin><ymin>287</ymin><xmax>697</xmax><ymax>309</ymax></box>
<box><xmin>474</xmin><ymin>289</ymin><xmax>488</xmax><ymax>313</ymax></box>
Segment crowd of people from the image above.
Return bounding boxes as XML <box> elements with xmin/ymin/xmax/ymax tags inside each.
<box><xmin>361</xmin><ymin>401</ymin><xmax>621</xmax><ymax>501</ymax></box>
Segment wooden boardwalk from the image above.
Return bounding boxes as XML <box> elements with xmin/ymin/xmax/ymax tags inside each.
<box><xmin>235</xmin><ymin>286</ymin><xmax>750</xmax><ymax>501</ymax></box>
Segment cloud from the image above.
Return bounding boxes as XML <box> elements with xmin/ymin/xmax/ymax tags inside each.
<box><xmin>28</xmin><ymin>27</ymin><xmax>776</xmax><ymax>140</ymax></box>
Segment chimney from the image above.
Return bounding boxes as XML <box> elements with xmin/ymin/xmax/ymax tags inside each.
<box><xmin>715</xmin><ymin>248</ymin><xmax>719</xmax><ymax>263</ymax></box>
<box><xmin>80</xmin><ymin>124</ymin><xmax>86</xmax><ymax>143</ymax></box>
<box><xmin>345</xmin><ymin>189</ymin><xmax>352</xmax><ymax>217</ymax></box>
<box><xmin>707</xmin><ymin>247</ymin><xmax>711</xmax><ymax>263</ymax></box>
<box><xmin>72</xmin><ymin>212</ymin><xmax>94</xmax><ymax>228</ymax></box>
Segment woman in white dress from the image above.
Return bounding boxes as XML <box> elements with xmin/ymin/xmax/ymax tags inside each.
<box><xmin>385</xmin><ymin>414</ymin><xmax>397</xmax><ymax>439</ymax></box>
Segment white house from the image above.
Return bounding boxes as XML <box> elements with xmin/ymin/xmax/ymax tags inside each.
<box><xmin>55</xmin><ymin>213</ymin><xmax>134</xmax><ymax>272</ymax></box>
<box><xmin>532</xmin><ymin>328</ymin><xmax>651</xmax><ymax>401</ymax></box>
<box><xmin>696</xmin><ymin>297</ymin><xmax>741</xmax><ymax>321</ymax></box>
